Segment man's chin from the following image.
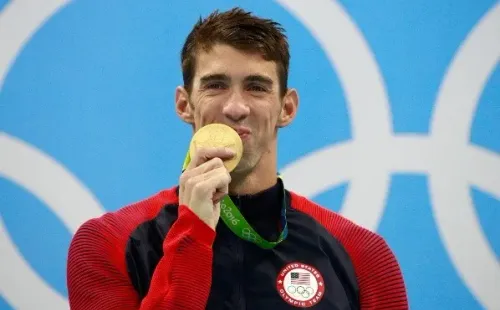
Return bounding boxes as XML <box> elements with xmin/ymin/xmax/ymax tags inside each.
<box><xmin>231</xmin><ymin>164</ymin><xmax>250</xmax><ymax>176</ymax></box>
<box><xmin>230</xmin><ymin>158</ymin><xmax>254</xmax><ymax>176</ymax></box>
<box><xmin>232</xmin><ymin>153</ymin><xmax>260</xmax><ymax>174</ymax></box>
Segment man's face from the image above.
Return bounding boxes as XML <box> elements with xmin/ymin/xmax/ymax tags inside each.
<box><xmin>184</xmin><ymin>44</ymin><xmax>285</xmax><ymax>174</ymax></box>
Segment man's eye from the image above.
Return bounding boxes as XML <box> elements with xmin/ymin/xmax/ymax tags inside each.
<box><xmin>248</xmin><ymin>84</ymin><xmax>267</xmax><ymax>92</ymax></box>
<box><xmin>206</xmin><ymin>83</ymin><xmax>226</xmax><ymax>90</ymax></box>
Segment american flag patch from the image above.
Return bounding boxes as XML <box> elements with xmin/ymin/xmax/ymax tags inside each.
<box><xmin>290</xmin><ymin>272</ymin><xmax>311</xmax><ymax>285</ymax></box>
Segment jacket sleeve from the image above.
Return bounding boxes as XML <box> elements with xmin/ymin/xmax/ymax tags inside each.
<box><xmin>355</xmin><ymin>233</ymin><xmax>408</xmax><ymax>309</ymax></box>
<box><xmin>67</xmin><ymin>205</ymin><xmax>215</xmax><ymax>310</ymax></box>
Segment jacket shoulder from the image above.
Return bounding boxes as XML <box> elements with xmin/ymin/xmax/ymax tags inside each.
<box><xmin>69</xmin><ymin>186</ymin><xmax>179</xmax><ymax>262</ymax></box>
<box><xmin>289</xmin><ymin>190</ymin><xmax>382</xmax><ymax>246</ymax></box>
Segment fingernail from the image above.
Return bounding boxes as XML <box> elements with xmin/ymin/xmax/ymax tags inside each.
<box><xmin>225</xmin><ymin>148</ymin><xmax>236</xmax><ymax>155</ymax></box>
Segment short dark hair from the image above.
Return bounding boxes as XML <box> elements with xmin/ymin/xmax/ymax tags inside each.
<box><xmin>181</xmin><ymin>7</ymin><xmax>290</xmax><ymax>96</ymax></box>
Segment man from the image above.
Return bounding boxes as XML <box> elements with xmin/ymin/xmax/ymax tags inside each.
<box><xmin>67</xmin><ymin>7</ymin><xmax>408</xmax><ymax>309</ymax></box>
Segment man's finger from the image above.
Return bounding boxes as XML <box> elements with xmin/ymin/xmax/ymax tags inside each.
<box><xmin>187</xmin><ymin>146</ymin><xmax>236</xmax><ymax>170</ymax></box>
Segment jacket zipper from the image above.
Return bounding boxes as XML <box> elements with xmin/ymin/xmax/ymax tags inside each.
<box><xmin>235</xmin><ymin>239</ymin><xmax>245</xmax><ymax>309</ymax></box>
<box><xmin>235</xmin><ymin>197</ymin><xmax>245</xmax><ymax>309</ymax></box>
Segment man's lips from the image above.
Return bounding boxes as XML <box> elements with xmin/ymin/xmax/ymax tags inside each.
<box><xmin>232</xmin><ymin>127</ymin><xmax>251</xmax><ymax>140</ymax></box>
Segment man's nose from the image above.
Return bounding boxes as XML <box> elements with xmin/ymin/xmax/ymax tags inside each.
<box><xmin>222</xmin><ymin>91</ymin><xmax>250</xmax><ymax>123</ymax></box>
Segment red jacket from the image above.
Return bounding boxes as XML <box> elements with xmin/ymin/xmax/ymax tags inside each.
<box><xmin>67</xmin><ymin>180</ymin><xmax>408</xmax><ymax>309</ymax></box>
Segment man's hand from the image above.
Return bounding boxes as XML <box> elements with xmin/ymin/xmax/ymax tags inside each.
<box><xmin>179</xmin><ymin>147</ymin><xmax>235</xmax><ymax>230</ymax></box>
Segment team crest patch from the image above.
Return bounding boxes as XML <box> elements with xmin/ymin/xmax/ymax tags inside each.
<box><xmin>276</xmin><ymin>262</ymin><xmax>325</xmax><ymax>307</ymax></box>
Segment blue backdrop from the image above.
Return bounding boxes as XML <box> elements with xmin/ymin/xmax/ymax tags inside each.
<box><xmin>1</xmin><ymin>0</ymin><xmax>499</xmax><ymax>309</ymax></box>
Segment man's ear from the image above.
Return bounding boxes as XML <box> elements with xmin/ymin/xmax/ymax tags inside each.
<box><xmin>175</xmin><ymin>86</ymin><xmax>194</xmax><ymax>125</ymax></box>
<box><xmin>277</xmin><ymin>88</ymin><xmax>299</xmax><ymax>128</ymax></box>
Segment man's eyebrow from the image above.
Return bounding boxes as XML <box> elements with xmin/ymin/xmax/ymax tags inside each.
<box><xmin>244</xmin><ymin>75</ymin><xmax>274</xmax><ymax>86</ymax></box>
<box><xmin>199</xmin><ymin>74</ymin><xmax>230</xmax><ymax>84</ymax></box>
<box><xmin>199</xmin><ymin>73</ymin><xmax>274</xmax><ymax>87</ymax></box>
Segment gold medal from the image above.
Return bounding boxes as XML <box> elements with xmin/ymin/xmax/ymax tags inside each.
<box><xmin>189</xmin><ymin>123</ymin><xmax>243</xmax><ymax>172</ymax></box>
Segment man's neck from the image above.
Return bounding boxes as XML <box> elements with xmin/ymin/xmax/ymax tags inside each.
<box><xmin>229</xmin><ymin>171</ymin><xmax>277</xmax><ymax>195</ymax></box>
